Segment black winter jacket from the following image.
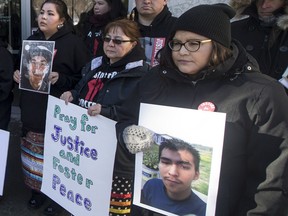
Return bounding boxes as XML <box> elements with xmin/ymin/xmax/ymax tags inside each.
<box><xmin>131</xmin><ymin>5</ymin><xmax>177</xmax><ymax>38</ymax></box>
<box><xmin>18</xmin><ymin>25</ymin><xmax>90</xmax><ymax>133</ymax></box>
<box><xmin>231</xmin><ymin>1</ymin><xmax>288</xmax><ymax>80</ymax></box>
<box><xmin>0</xmin><ymin>40</ymin><xmax>14</xmax><ymax>130</ymax></box>
<box><xmin>76</xmin><ymin>12</ymin><xmax>110</xmax><ymax>58</ymax></box>
<box><xmin>71</xmin><ymin>44</ymin><xmax>149</xmax><ymax>121</ymax></box>
<box><xmin>69</xmin><ymin>44</ymin><xmax>149</xmax><ymax>178</ymax></box>
<box><xmin>117</xmin><ymin>40</ymin><xmax>288</xmax><ymax>215</ymax></box>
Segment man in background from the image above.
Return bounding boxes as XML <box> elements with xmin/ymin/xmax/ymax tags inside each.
<box><xmin>129</xmin><ymin>0</ymin><xmax>177</xmax><ymax>66</ymax></box>
<box><xmin>230</xmin><ymin>0</ymin><xmax>288</xmax><ymax>90</ymax></box>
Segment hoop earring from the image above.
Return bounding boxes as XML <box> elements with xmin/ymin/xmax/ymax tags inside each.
<box><xmin>57</xmin><ymin>23</ymin><xmax>64</xmax><ymax>29</ymax></box>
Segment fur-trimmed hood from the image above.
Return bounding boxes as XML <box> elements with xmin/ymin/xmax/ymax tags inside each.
<box><xmin>229</xmin><ymin>0</ymin><xmax>288</xmax><ymax>30</ymax></box>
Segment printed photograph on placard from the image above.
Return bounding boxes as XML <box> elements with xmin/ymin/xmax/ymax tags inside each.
<box><xmin>19</xmin><ymin>40</ymin><xmax>55</xmax><ymax>94</ymax></box>
<box><xmin>140</xmin><ymin>133</ymin><xmax>211</xmax><ymax>216</ymax></box>
<box><xmin>133</xmin><ymin>103</ymin><xmax>226</xmax><ymax>216</ymax></box>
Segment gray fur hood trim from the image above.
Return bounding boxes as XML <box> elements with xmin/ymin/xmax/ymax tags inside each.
<box><xmin>229</xmin><ymin>0</ymin><xmax>288</xmax><ymax>30</ymax></box>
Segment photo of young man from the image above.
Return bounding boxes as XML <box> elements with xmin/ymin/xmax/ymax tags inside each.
<box><xmin>20</xmin><ymin>41</ymin><xmax>54</xmax><ymax>94</ymax></box>
<box><xmin>141</xmin><ymin>137</ymin><xmax>206</xmax><ymax>216</ymax></box>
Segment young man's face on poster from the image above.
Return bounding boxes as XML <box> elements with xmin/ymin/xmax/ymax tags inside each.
<box><xmin>28</xmin><ymin>55</ymin><xmax>49</xmax><ymax>89</ymax></box>
<box><xmin>159</xmin><ymin>148</ymin><xmax>199</xmax><ymax>200</ymax></box>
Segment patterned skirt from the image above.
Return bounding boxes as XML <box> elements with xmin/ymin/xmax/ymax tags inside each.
<box><xmin>110</xmin><ymin>176</ymin><xmax>133</xmax><ymax>216</ymax></box>
<box><xmin>20</xmin><ymin>131</ymin><xmax>44</xmax><ymax>192</ymax></box>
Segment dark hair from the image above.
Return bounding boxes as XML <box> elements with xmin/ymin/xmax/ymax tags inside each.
<box><xmin>40</xmin><ymin>0</ymin><xmax>74</xmax><ymax>28</ymax></box>
<box><xmin>159</xmin><ymin>138</ymin><xmax>200</xmax><ymax>172</ymax></box>
<box><xmin>103</xmin><ymin>19</ymin><xmax>141</xmax><ymax>44</ymax></box>
<box><xmin>209</xmin><ymin>41</ymin><xmax>233</xmax><ymax>67</ymax></box>
<box><xmin>158</xmin><ymin>32</ymin><xmax>232</xmax><ymax>70</ymax></box>
<box><xmin>28</xmin><ymin>45</ymin><xmax>52</xmax><ymax>62</ymax></box>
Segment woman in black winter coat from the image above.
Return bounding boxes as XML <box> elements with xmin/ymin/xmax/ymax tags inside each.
<box><xmin>76</xmin><ymin>0</ymin><xmax>127</xmax><ymax>58</ymax></box>
<box><xmin>13</xmin><ymin>0</ymin><xmax>90</xmax><ymax>215</ymax></box>
<box><xmin>119</xmin><ymin>4</ymin><xmax>288</xmax><ymax>216</ymax></box>
<box><xmin>61</xmin><ymin>18</ymin><xmax>149</xmax><ymax>216</ymax></box>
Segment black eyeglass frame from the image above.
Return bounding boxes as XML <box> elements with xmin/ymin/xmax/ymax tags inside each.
<box><xmin>168</xmin><ymin>39</ymin><xmax>212</xmax><ymax>52</ymax></box>
<box><xmin>103</xmin><ymin>36</ymin><xmax>133</xmax><ymax>45</ymax></box>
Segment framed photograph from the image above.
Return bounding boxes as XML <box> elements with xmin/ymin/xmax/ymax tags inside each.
<box><xmin>19</xmin><ymin>40</ymin><xmax>55</xmax><ymax>94</ymax></box>
<box><xmin>133</xmin><ymin>103</ymin><xmax>226</xmax><ymax>216</ymax></box>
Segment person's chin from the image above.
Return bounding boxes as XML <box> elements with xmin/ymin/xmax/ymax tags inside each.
<box><xmin>139</xmin><ymin>9</ymin><xmax>153</xmax><ymax>14</ymax></box>
<box><xmin>259</xmin><ymin>12</ymin><xmax>273</xmax><ymax>18</ymax></box>
<box><xmin>105</xmin><ymin>50</ymin><xmax>116</xmax><ymax>56</ymax></box>
<box><xmin>163</xmin><ymin>178</ymin><xmax>181</xmax><ymax>188</ymax></box>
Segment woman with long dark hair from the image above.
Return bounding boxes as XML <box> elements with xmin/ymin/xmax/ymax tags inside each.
<box><xmin>13</xmin><ymin>0</ymin><xmax>90</xmax><ymax>215</ymax></box>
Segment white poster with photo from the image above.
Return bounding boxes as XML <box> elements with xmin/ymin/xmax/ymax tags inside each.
<box><xmin>41</xmin><ymin>96</ymin><xmax>117</xmax><ymax>216</ymax></box>
<box><xmin>0</xmin><ymin>129</ymin><xmax>9</xmax><ymax>196</ymax></box>
<box><xmin>133</xmin><ymin>103</ymin><xmax>226</xmax><ymax>216</ymax></box>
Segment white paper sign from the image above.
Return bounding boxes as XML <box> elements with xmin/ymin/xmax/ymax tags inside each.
<box><xmin>0</xmin><ymin>129</ymin><xmax>10</xmax><ymax>196</ymax></box>
<box><xmin>41</xmin><ymin>96</ymin><xmax>117</xmax><ymax>216</ymax></box>
<box><xmin>134</xmin><ymin>103</ymin><xmax>226</xmax><ymax>216</ymax></box>
<box><xmin>279</xmin><ymin>66</ymin><xmax>288</xmax><ymax>89</ymax></box>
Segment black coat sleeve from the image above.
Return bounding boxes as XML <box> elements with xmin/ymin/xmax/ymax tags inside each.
<box><xmin>0</xmin><ymin>46</ymin><xmax>14</xmax><ymax>129</ymax></box>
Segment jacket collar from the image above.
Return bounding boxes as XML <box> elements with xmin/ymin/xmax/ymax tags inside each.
<box><xmin>131</xmin><ymin>5</ymin><xmax>173</xmax><ymax>27</ymax></box>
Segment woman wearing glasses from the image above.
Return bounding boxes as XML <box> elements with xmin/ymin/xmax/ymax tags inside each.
<box><xmin>119</xmin><ymin>3</ymin><xmax>288</xmax><ymax>216</ymax></box>
<box><xmin>61</xmin><ymin>18</ymin><xmax>149</xmax><ymax>216</ymax></box>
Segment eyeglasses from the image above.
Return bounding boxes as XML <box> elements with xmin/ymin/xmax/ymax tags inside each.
<box><xmin>103</xmin><ymin>36</ymin><xmax>133</xmax><ymax>45</ymax></box>
<box><xmin>168</xmin><ymin>39</ymin><xmax>212</xmax><ymax>52</ymax></box>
